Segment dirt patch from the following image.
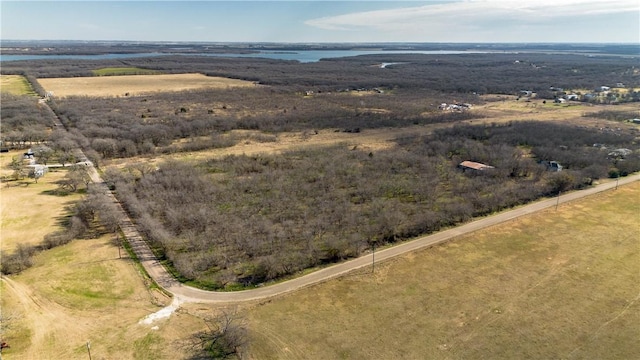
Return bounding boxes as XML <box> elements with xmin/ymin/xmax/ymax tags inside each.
<box><xmin>106</xmin><ymin>125</ymin><xmax>444</xmax><ymax>169</ymax></box>
<box><xmin>38</xmin><ymin>73</ymin><xmax>256</xmax><ymax>98</ymax></box>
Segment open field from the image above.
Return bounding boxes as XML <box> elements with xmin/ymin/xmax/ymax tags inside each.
<box><xmin>0</xmin><ymin>151</ymin><xmax>82</xmax><ymax>252</ymax></box>
<box><xmin>0</xmin><ymin>234</ymin><xmax>201</xmax><ymax>359</ymax></box>
<box><xmin>0</xmin><ymin>169</ymin><xmax>81</xmax><ymax>252</ymax></box>
<box><xmin>0</xmin><ymin>75</ymin><xmax>36</xmax><ymax>96</ymax></box>
<box><xmin>478</xmin><ymin>95</ymin><xmax>640</xmax><ymax>124</ymax></box>
<box><xmin>243</xmin><ymin>181</ymin><xmax>640</xmax><ymax>359</ymax></box>
<box><xmin>92</xmin><ymin>67</ymin><xmax>162</xmax><ymax>76</ymax></box>
<box><xmin>37</xmin><ymin>73</ymin><xmax>257</xmax><ymax>98</ymax></box>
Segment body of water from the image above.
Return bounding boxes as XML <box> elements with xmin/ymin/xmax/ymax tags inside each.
<box><xmin>0</xmin><ymin>50</ymin><xmax>484</xmax><ymax>63</ymax></box>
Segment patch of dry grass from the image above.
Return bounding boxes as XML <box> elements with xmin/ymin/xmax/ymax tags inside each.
<box><xmin>0</xmin><ymin>234</ymin><xmax>204</xmax><ymax>359</ymax></box>
<box><xmin>38</xmin><ymin>73</ymin><xmax>256</xmax><ymax>98</ymax></box>
<box><xmin>245</xmin><ymin>182</ymin><xmax>640</xmax><ymax>359</ymax></box>
<box><xmin>0</xmin><ymin>75</ymin><xmax>36</xmax><ymax>96</ymax></box>
<box><xmin>1</xmin><ymin>156</ymin><xmax>82</xmax><ymax>252</ymax></box>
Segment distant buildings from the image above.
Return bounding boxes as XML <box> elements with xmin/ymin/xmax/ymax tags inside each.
<box><xmin>439</xmin><ymin>103</ymin><xmax>472</xmax><ymax>111</ymax></box>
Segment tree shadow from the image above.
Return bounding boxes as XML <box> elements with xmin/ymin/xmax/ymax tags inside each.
<box><xmin>2</xmin><ymin>179</ymin><xmax>33</xmax><ymax>187</ymax></box>
<box><xmin>40</xmin><ymin>189</ymin><xmax>72</xmax><ymax>197</ymax></box>
<box><xmin>40</xmin><ymin>187</ymin><xmax>86</xmax><ymax>197</ymax></box>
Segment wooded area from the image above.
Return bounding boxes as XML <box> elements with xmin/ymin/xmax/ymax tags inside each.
<box><xmin>3</xmin><ymin>53</ymin><xmax>639</xmax><ymax>94</ymax></box>
<box><xmin>50</xmin><ymin>87</ymin><xmax>478</xmax><ymax>159</ymax></box>
<box><xmin>103</xmin><ymin>121</ymin><xmax>640</xmax><ymax>289</ymax></box>
<box><xmin>2</xmin><ymin>52</ymin><xmax>639</xmax><ymax>288</ymax></box>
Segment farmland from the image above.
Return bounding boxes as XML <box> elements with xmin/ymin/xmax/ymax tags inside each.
<box><xmin>0</xmin><ymin>75</ymin><xmax>36</xmax><ymax>96</ymax></box>
<box><xmin>37</xmin><ymin>73</ymin><xmax>256</xmax><ymax>97</ymax></box>
<box><xmin>92</xmin><ymin>67</ymin><xmax>162</xmax><ymax>76</ymax></box>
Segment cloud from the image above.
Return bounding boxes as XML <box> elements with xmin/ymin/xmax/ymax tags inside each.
<box><xmin>304</xmin><ymin>0</ymin><xmax>639</xmax><ymax>40</ymax></box>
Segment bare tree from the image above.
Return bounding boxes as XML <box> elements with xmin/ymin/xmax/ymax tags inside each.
<box><xmin>58</xmin><ymin>164</ymin><xmax>91</xmax><ymax>192</ymax></box>
<box><xmin>9</xmin><ymin>157</ymin><xmax>26</xmax><ymax>180</ymax></box>
<box><xmin>0</xmin><ymin>312</ymin><xmax>16</xmax><ymax>354</ymax></box>
<box><xmin>57</xmin><ymin>151</ymin><xmax>75</xmax><ymax>167</ymax></box>
<box><xmin>188</xmin><ymin>309</ymin><xmax>248</xmax><ymax>359</ymax></box>
<box><xmin>33</xmin><ymin>145</ymin><xmax>54</xmax><ymax>165</ymax></box>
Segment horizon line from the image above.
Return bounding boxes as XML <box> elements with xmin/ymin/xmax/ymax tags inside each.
<box><xmin>2</xmin><ymin>40</ymin><xmax>639</xmax><ymax>45</ymax></box>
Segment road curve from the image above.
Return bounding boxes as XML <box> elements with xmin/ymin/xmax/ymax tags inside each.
<box><xmin>41</xmin><ymin>97</ymin><xmax>639</xmax><ymax>304</ymax></box>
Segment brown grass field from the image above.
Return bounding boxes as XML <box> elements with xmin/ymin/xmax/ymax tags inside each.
<box><xmin>243</xmin><ymin>181</ymin><xmax>640</xmax><ymax>359</ymax></box>
<box><xmin>0</xmin><ymin>151</ymin><xmax>82</xmax><ymax>252</ymax></box>
<box><xmin>37</xmin><ymin>73</ymin><xmax>256</xmax><ymax>98</ymax></box>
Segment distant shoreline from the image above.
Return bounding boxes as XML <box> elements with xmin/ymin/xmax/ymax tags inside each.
<box><xmin>1</xmin><ymin>41</ymin><xmax>638</xmax><ymax>57</ymax></box>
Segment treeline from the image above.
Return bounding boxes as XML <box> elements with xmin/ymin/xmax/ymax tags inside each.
<box><xmin>587</xmin><ymin>109</ymin><xmax>640</xmax><ymax>122</ymax></box>
<box><xmin>3</xmin><ymin>53</ymin><xmax>638</xmax><ymax>94</ymax></box>
<box><xmin>0</xmin><ymin>94</ymin><xmax>54</xmax><ymax>148</ymax></box>
<box><xmin>52</xmin><ymin>87</ymin><xmax>480</xmax><ymax>159</ymax></box>
<box><xmin>103</xmin><ymin>121</ymin><xmax>640</xmax><ymax>290</ymax></box>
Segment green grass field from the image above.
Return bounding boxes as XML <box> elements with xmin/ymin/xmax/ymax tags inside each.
<box><xmin>92</xmin><ymin>67</ymin><xmax>162</xmax><ymax>76</ymax></box>
<box><xmin>0</xmin><ymin>75</ymin><xmax>37</xmax><ymax>96</ymax></box>
<box><xmin>245</xmin><ymin>182</ymin><xmax>640</xmax><ymax>359</ymax></box>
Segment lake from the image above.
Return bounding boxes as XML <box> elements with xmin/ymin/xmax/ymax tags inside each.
<box><xmin>0</xmin><ymin>50</ymin><xmax>485</xmax><ymax>63</ymax></box>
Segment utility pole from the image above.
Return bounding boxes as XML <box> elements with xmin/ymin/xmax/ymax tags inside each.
<box><xmin>116</xmin><ymin>233</ymin><xmax>121</xmax><ymax>259</ymax></box>
<box><xmin>372</xmin><ymin>242</ymin><xmax>375</xmax><ymax>274</ymax></box>
<box><xmin>555</xmin><ymin>191</ymin><xmax>561</xmax><ymax>211</ymax></box>
<box><xmin>86</xmin><ymin>341</ymin><xmax>92</xmax><ymax>360</ymax></box>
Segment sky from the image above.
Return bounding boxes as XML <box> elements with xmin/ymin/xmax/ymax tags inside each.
<box><xmin>1</xmin><ymin>0</ymin><xmax>639</xmax><ymax>43</ymax></box>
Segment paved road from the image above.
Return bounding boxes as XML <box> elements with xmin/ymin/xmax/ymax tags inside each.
<box><xmin>41</xmin><ymin>99</ymin><xmax>639</xmax><ymax>304</ymax></box>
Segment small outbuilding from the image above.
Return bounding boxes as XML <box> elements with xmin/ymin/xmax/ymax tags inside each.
<box><xmin>23</xmin><ymin>149</ymin><xmax>35</xmax><ymax>159</ymax></box>
<box><xmin>458</xmin><ymin>161</ymin><xmax>494</xmax><ymax>171</ymax></box>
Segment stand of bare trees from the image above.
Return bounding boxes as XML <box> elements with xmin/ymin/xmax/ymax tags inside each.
<box><xmin>103</xmin><ymin>121</ymin><xmax>639</xmax><ymax>289</ymax></box>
